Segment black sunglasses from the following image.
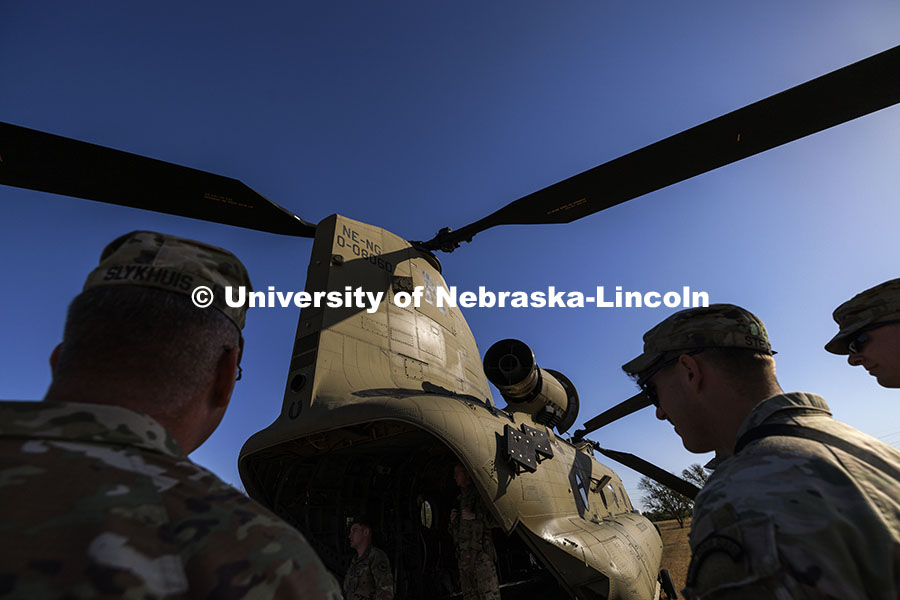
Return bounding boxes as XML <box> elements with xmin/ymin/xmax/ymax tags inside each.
<box><xmin>848</xmin><ymin>318</ymin><xmax>900</xmax><ymax>354</ymax></box>
<box><xmin>637</xmin><ymin>350</ymin><xmax>704</xmax><ymax>407</ymax></box>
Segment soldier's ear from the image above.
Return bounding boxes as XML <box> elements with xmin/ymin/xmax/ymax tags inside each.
<box><xmin>211</xmin><ymin>346</ymin><xmax>240</xmax><ymax>410</ymax></box>
<box><xmin>49</xmin><ymin>344</ymin><xmax>62</xmax><ymax>374</ymax></box>
<box><xmin>678</xmin><ymin>354</ymin><xmax>703</xmax><ymax>393</ymax></box>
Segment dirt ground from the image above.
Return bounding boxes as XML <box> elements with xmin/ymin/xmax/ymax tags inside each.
<box><xmin>656</xmin><ymin>518</ymin><xmax>692</xmax><ymax>597</ymax></box>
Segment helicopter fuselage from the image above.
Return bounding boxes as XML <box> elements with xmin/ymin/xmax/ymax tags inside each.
<box><xmin>239</xmin><ymin>215</ymin><xmax>663</xmax><ymax>600</ymax></box>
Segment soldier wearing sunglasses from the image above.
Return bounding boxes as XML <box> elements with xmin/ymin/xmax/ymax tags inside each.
<box><xmin>623</xmin><ymin>304</ymin><xmax>900</xmax><ymax>599</ymax></box>
<box><xmin>826</xmin><ymin>278</ymin><xmax>900</xmax><ymax>388</ymax></box>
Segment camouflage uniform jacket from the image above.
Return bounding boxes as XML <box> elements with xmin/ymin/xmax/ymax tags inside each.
<box><xmin>449</xmin><ymin>487</ymin><xmax>497</xmax><ymax>560</ymax></box>
<box><xmin>343</xmin><ymin>546</ymin><xmax>393</xmax><ymax>600</ymax></box>
<box><xmin>685</xmin><ymin>392</ymin><xmax>900</xmax><ymax>599</ymax></box>
<box><xmin>0</xmin><ymin>401</ymin><xmax>342</xmax><ymax>599</ymax></box>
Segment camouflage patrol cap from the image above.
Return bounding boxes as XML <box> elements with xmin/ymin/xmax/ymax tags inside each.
<box><xmin>350</xmin><ymin>514</ymin><xmax>373</xmax><ymax>526</ymax></box>
<box><xmin>82</xmin><ymin>231</ymin><xmax>252</xmax><ymax>330</ymax></box>
<box><xmin>622</xmin><ymin>303</ymin><xmax>774</xmax><ymax>376</ymax></box>
<box><xmin>825</xmin><ymin>278</ymin><xmax>900</xmax><ymax>355</ymax></box>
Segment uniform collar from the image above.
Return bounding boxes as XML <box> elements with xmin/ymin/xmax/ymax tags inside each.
<box><xmin>735</xmin><ymin>392</ymin><xmax>831</xmax><ymax>442</ymax></box>
<box><xmin>0</xmin><ymin>400</ymin><xmax>186</xmax><ymax>458</ymax></box>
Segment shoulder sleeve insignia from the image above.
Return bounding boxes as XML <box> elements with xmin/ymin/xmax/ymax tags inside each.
<box><xmin>685</xmin><ymin>534</ymin><xmax>744</xmax><ymax>587</ymax></box>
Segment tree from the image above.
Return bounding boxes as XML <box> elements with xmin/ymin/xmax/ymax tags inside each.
<box><xmin>682</xmin><ymin>463</ymin><xmax>710</xmax><ymax>488</ymax></box>
<box><xmin>639</xmin><ymin>477</ymin><xmax>692</xmax><ymax>527</ymax></box>
<box><xmin>640</xmin><ymin>463</ymin><xmax>710</xmax><ymax>528</ymax></box>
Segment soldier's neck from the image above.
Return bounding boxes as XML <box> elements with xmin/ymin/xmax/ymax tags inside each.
<box><xmin>713</xmin><ymin>381</ymin><xmax>784</xmax><ymax>457</ymax></box>
<box><xmin>43</xmin><ymin>382</ymin><xmax>214</xmax><ymax>455</ymax></box>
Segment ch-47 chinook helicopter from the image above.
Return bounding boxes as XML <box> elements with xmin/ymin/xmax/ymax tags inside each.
<box><xmin>3</xmin><ymin>43</ymin><xmax>900</xmax><ymax>600</ymax></box>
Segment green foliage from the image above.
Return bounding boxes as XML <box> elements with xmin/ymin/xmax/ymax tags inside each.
<box><xmin>681</xmin><ymin>463</ymin><xmax>710</xmax><ymax>488</ymax></box>
<box><xmin>640</xmin><ymin>463</ymin><xmax>710</xmax><ymax>528</ymax></box>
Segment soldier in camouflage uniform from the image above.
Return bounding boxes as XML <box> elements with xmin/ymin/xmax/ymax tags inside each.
<box><xmin>0</xmin><ymin>231</ymin><xmax>341</xmax><ymax>599</ymax></box>
<box><xmin>343</xmin><ymin>516</ymin><xmax>393</xmax><ymax>600</ymax></box>
<box><xmin>622</xmin><ymin>304</ymin><xmax>900</xmax><ymax>599</ymax></box>
<box><xmin>449</xmin><ymin>464</ymin><xmax>499</xmax><ymax>600</ymax></box>
<box><xmin>826</xmin><ymin>277</ymin><xmax>900</xmax><ymax>388</ymax></box>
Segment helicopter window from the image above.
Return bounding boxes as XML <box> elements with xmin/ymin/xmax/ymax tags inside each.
<box><xmin>607</xmin><ymin>484</ymin><xmax>620</xmax><ymax>509</ymax></box>
<box><xmin>574</xmin><ymin>470</ymin><xmax>590</xmax><ymax>510</ymax></box>
<box><xmin>419</xmin><ymin>499</ymin><xmax>433</xmax><ymax>528</ymax></box>
<box><xmin>598</xmin><ymin>488</ymin><xmax>608</xmax><ymax>509</ymax></box>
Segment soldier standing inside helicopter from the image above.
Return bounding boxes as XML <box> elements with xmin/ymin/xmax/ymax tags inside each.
<box><xmin>449</xmin><ymin>464</ymin><xmax>500</xmax><ymax>600</ymax></box>
<box><xmin>344</xmin><ymin>515</ymin><xmax>394</xmax><ymax>600</ymax></box>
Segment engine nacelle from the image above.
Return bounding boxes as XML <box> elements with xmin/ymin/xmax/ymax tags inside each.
<box><xmin>483</xmin><ymin>339</ymin><xmax>579</xmax><ymax>434</ymax></box>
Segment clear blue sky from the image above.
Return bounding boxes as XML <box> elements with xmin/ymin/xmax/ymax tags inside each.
<box><xmin>3</xmin><ymin>1</ymin><xmax>899</xmax><ymax>508</ymax></box>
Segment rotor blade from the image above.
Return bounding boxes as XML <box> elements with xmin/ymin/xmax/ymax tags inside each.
<box><xmin>0</xmin><ymin>122</ymin><xmax>316</xmax><ymax>237</ymax></box>
<box><xmin>573</xmin><ymin>392</ymin><xmax>651</xmax><ymax>441</ymax></box>
<box><xmin>593</xmin><ymin>446</ymin><xmax>700</xmax><ymax>501</ymax></box>
<box><xmin>427</xmin><ymin>43</ymin><xmax>900</xmax><ymax>250</ymax></box>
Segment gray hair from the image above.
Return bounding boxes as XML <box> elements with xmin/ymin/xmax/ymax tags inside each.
<box><xmin>51</xmin><ymin>285</ymin><xmax>241</xmax><ymax>412</ymax></box>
